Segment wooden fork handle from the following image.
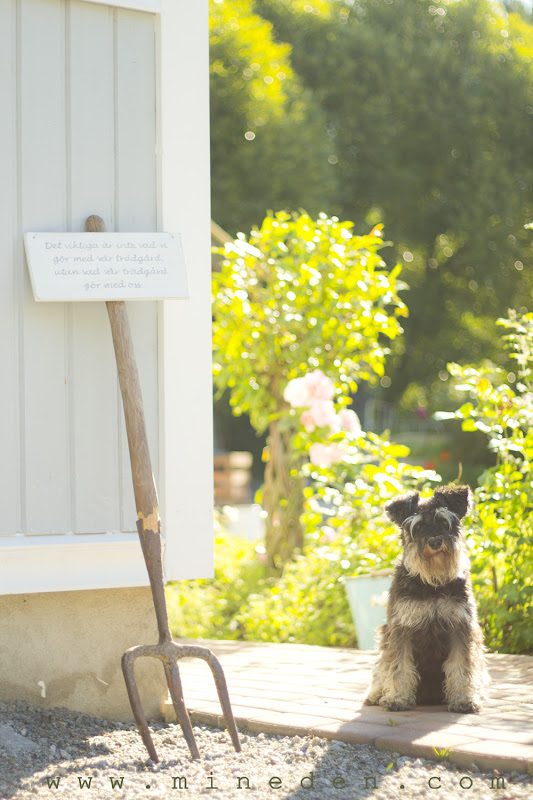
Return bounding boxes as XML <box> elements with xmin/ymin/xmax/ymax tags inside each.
<box><xmin>86</xmin><ymin>215</ymin><xmax>160</xmax><ymax>534</ymax></box>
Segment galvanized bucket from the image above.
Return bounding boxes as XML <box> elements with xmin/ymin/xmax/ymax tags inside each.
<box><xmin>344</xmin><ymin>569</ymin><xmax>394</xmax><ymax>650</ymax></box>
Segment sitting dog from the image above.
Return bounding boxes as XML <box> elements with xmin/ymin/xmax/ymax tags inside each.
<box><xmin>365</xmin><ymin>485</ymin><xmax>489</xmax><ymax>713</ymax></box>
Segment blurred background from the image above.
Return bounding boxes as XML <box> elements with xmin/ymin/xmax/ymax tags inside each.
<box><xmin>209</xmin><ymin>0</ymin><xmax>533</xmax><ymax>493</ymax></box>
<box><xmin>166</xmin><ymin>1</ymin><xmax>533</xmax><ymax>655</ymax></box>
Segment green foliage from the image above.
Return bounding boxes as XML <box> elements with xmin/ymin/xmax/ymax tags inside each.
<box><xmin>437</xmin><ymin>310</ymin><xmax>533</xmax><ymax>653</ymax></box>
<box><xmin>213</xmin><ymin>211</ymin><xmax>407</xmax><ymax>435</ymax></box>
<box><xmin>170</xmin><ymin>314</ymin><xmax>533</xmax><ymax>654</ymax></box>
<box><xmin>214</xmin><ymin>211</ymin><xmax>409</xmax><ymax>566</ymax></box>
<box><xmin>173</xmin><ymin>310</ymin><xmax>533</xmax><ymax>653</ymax></box>
<box><xmin>300</xmin><ymin>428</ymin><xmax>440</xmax><ymax>561</ymax></box>
<box><xmin>237</xmin><ymin>422</ymin><xmax>440</xmax><ymax>645</ymax></box>
<box><xmin>166</xmin><ymin>519</ymin><xmax>266</xmax><ymax>640</ymax></box>
<box><xmin>167</xmin><ymin>425</ymin><xmax>440</xmax><ymax>648</ymax></box>
<box><xmin>281</xmin><ymin>375</ymin><xmax>440</xmax><ymax>556</ymax></box>
<box><xmin>209</xmin><ymin>0</ymin><xmax>336</xmax><ymax>235</ymax></box>
<box><xmin>289</xmin><ymin>386</ymin><xmax>441</xmax><ymax>574</ymax></box>
<box><xmin>433</xmin><ymin>747</ymin><xmax>452</xmax><ymax>762</ymax></box>
<box><xmin>253</xmin><ymin>0</ymin><xmax>533</xmax><ymax>404</ymax></box>
<box><xmin>233</xmin><ymin>545</ymin><xmax>357</xmax><ymax>646</ymax></box>
<box><xmin>210</xmin><ymin>0</ymin><xmax>293</xmax><ymax>117</ymax></box>
<box><xmin>166</xmin><ymin>527</ymin><xmax>357</xmax><ymax>646</ymax></box>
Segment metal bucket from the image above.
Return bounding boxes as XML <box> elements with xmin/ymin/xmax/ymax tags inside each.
<box><xmin>344</xmin><ymin>569</ymin><xmax>394</xmax><ymax>650</ymax></box>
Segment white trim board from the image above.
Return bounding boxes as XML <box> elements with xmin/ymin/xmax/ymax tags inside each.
<box><xmin>80</xmin><ymin>0</ymin><xmax>161</xmax><ymax>12</ymax></box>
<box><xmin>0</xmin><ymin>533</ymin><xmax>149</xmax><ymax>595</ymax></box>
<box><xmin>155</xmin><ymin>0</ymin><xmax>215</xmax><ymax>582</ymax></box>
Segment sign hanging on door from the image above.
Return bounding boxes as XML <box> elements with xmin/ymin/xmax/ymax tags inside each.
<box><xmin>24</xmin><ymin>231</ymin><xmax>189</xmax><ymax>301</ymax></box>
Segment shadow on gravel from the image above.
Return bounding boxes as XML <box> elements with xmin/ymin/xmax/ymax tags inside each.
<box><xmin>3</xmin><ymin>704</ymin><xmax>396</xmax><ymax>799</ymax></box>
<box><xmin>2</xmin><ymin>701</ymin><xmax>532</xmax><ymax>800</ymax></box>
<box><xmin>0</xmin><ymin>701</ymin><xmax>134</xmax><ymax>798</ymax></box>
<box><xmin>268</xmin><ymin>743</ymin><xmax>396</xmax><ymax>800</ymax></box>
<box><xmin>275</xmin><ymin>739</ymin><xmax>529</xmax><ymax>800</ymax></box>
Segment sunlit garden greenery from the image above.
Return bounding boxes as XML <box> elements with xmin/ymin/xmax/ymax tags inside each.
<box><xmin>435</xmin><ymin>311</ymin><xmax>533</xmax><ymax>653</ymax></box>
<box><xmin>213</xmin><ymin>211</ymin><xmax>407</xmax><ymax>568</ymax></box>
<box><xmin>210</xmin><ymin>0</ymin><xmax>336</xmax><ymax>232</ymax></box>
<box><xmin>169</xmin><ymin>306</ymin><xmax>533</xmax><ymax>655</ymax></box>
<box><xmin>211</xmin><ymin>0</ymin><xmax>533</xmax><ymax>410</ymax></box>
<box><xmin>184</xmin><ymin>0</ymin><xmax>533</xmax><ymax>655</ymax></box>
<box><xmin>168</xmin><ymin>430</ymin><xmax>438</xmax><ymax>647</ymax></box>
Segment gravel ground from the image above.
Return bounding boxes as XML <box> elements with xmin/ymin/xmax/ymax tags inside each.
<box><xmin>0</xmin><ymin>701</ymin><xmax>531</xmax><ymax>800</ymax></box>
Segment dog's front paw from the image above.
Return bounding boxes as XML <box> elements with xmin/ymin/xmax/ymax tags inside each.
<box><xmin>448</xmin><ymin>700</ymin><xmax>481</xmax><ymax>714</ymax></box>
<box><xmin>363</xmin><ymin>693</ymin><xmax>381</xmax><ymax>706</ymax></box>
<box><xmin>379</xmin><ymin>697</ymin><xmax>415</xmax><ymax>712</ymax></box>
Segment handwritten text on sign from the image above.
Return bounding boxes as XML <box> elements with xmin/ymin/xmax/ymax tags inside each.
<box><xmin>24</xmin><ymin>232</ymin><xmax>189</xmax><ymax>301</ymax></box>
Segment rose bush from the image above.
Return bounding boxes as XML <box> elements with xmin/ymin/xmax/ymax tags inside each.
<box><xmin>283</xmin><ymin>368</ymin><xmax>439</xmax><ymax>557</ymax></box>
<box><xmin>213</xmin><ymin>211</ymin><xmax>407</xmax><ymax>568</ymax></box>
<box><xmin>168</xmin><ymin>371</ymin><xmax>440</xmax><ymax>647</ymax></box>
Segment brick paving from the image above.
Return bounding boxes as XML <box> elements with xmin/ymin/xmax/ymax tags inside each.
<box><xmin>163</xmin><ymin>639</ymin><xmax>533</xmax><ymax>775</ymax></box>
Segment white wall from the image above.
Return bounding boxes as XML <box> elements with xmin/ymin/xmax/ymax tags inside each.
<box><xmin>0</xmin><ymin>0</ymin><xmax>213</xmax><ymax>593</ymax></box>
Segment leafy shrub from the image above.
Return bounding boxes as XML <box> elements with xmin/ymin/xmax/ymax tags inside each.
<box><xmin>166</xmin><ymin>525</ymin><xmax>379</xmax><ymax>648</ymax></box>
<box><xmin>437</xmin><ymin>310</ymin><xmax>533</xmax><ymax>654</ymax></box>
<box><xmin>213</xmin><ymin>212</ymin><xmax>406</xmax><ymax>436</ymax></box>
<box><xmin>230</xmin><ymin>376</ymin><xmax>442</xmax><ymax>647</ymax></box>
<box><xmin>170</xmin><ymin>311</ymin><xmax>533</xmax><ymax>654</ymax></box>
<box><xmin>167</xmin><ymin>425</ymin><xmax>441</xmax><ymax>648</ymax></box>
<box><xmin>166</xmin><ymin>516</ymin><xmax>265</xmax><ymax>640</ymax></box>
<box><xmin>212</xmin><ymin>211</ymin><xmax>407</xmax><ymax>567</ymax></box>
<box><xmin>282</xmin><ymin>371</ymin><xmax>439</xmax><ymax>569</ymax></box>
<box><xmin>233</xmin><ymin>545</ymin><xmax>357</xmax><ymax>647</ymax></box>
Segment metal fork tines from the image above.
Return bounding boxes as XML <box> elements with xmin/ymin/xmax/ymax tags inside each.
<box><xmin>122</xmin><ymin>524</ymin><xmax>241</xmax><ymax>762</ymax></box>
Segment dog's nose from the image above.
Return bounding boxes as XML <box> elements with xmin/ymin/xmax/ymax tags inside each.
<box><xmin>428</xmin><ymin>536</ymin><xmax>443</xmax><ymax>550</ymax></box>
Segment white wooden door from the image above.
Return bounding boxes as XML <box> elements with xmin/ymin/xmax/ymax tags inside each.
<box><xmin>0</xmin><ymin>0</ymin><xmax>214</xmax><ymax>592</ymax></box>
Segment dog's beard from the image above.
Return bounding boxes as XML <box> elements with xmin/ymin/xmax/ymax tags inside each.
<box><xmin>402</xmin><ymin>539</ymin><xmax>469</xmax><ymax>586</ymax></box>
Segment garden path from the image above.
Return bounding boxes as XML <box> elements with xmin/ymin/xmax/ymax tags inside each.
<box><xmin>163</xmin><ymin>639</ymin><xmax>533</xmax><ymax>775</ymax></box>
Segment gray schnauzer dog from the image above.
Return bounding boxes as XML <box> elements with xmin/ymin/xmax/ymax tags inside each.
<box><xmin>365</xmin><ymin>485</ymin><xmax>489</xmax><ymax>713</ymax></box>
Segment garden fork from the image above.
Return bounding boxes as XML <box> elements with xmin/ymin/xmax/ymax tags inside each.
<box><xmin>86</xmin><ymin>215</ymin><xmax>241</xmax><ymax>762</ymax></box>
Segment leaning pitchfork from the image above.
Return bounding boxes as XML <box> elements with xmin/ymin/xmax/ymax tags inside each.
<box><xmin>86</xmin><ymin>215</ymin><xmax>241</xmax><ymax>762</ymax></box>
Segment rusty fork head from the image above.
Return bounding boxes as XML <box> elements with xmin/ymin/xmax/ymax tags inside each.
<box><xmin>121</xmin><ymin>639</ymin><xmax>241</xmax><ymax>762</ymax></box>
<box><xmin>122</xmin><ymin>521</ymin><xmax>241</xmax><ymax>762</ymax></box>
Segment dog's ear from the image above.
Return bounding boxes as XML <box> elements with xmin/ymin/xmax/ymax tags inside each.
<box><xmin>434</xmin><ymin>485</ymin><xmax>472</xmax><ymax>519</ymax></box>
<box><xmin>385</xmin><ymin>492</ymin><xmax>420</xmax><ymax>527</ymax></box>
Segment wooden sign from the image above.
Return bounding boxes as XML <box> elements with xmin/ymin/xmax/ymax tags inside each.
<box><xmin>24</xmin><ymin>232</ymin><xmax>189</xmax><ymax>301</ymax></box>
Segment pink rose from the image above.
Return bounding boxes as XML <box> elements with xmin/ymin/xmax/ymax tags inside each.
<box><xmin>338</xmin><ymin>408</ymin><xmax>361</xmax><ymax>434</ymax></box>
<box><xmin>284</xmin><ymin>377</ymin><xmax>312</xmax><ymax>408</ymax></box>
<box><xmin>284</xmin><ymin>369</ymin><xmax>336</xmax><ymax>409</ymax></box>
<box><xmin>309</xmin><ymin>400</ymin><xmax>340</xmax><ymax>433</ymax></box>
<box><xmin>301</xmin><ymin>410</ymin><xmax>316</xmax><ymax>432</ymax></box>
<box><xmin>305</xmin><ymin>369</ymin><xmax>335</xmax><ymax>401</ymax></box>
<box><xmin>309</xmin><ymin>443</ymin><xmax>345</xmax><ymax>469</ymax></box>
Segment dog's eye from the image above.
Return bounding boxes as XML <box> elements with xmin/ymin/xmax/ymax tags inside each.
<box><xmin>404</xmin><ymin>514</ymin><xmax>423</xmax><ymax>535</ymax></box>
<box><xmin>434</xmin><ymin>510</ymin><xmax>454</xmax><ymax>530</ymax></box>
